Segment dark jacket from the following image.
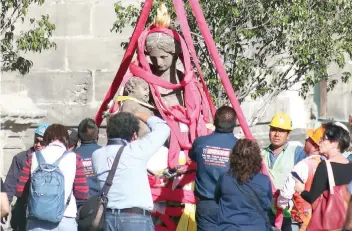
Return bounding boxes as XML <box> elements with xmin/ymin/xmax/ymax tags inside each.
<box><xmin>74</xmin><ymin>143</ymin><xmax>101</xmax><ymax>198</ymax></box>
<box><xmin>4</xmin><ymin>147</ymin><xmax>34</xmax><ymax>202</ymax></box>
<box><xmin>189</xmin><ymin>132</ymin><xmax>238</xmax><ymax>200</ymax></box>
<box><xmin>215</xmin><ymin>172</ymin><xmax>272</xmax><ymax>231</ymax></box>
<box><xmin>4</xmin><ymin>147</ymin><xmax>33</xmax><ymax>231</ymax></box>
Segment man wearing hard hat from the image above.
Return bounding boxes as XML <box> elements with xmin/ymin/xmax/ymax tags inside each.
<box><xmin>262</xmin><ymin>113</ymin><xmax>307</xmax><ymax>231</ymax></box>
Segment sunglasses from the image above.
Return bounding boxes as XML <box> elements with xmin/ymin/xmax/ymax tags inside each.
<box><xmin>34</xmin><ymin>138</ymin><xmax>45</xmax><ymax>146</ymax></box>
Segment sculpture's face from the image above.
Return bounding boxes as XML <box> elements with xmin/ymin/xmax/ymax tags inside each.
<box><xmin>148</xmin><ymin>47</ymin><xmax>174</xmax><ymax>72</ymax></box>
<box><xmin>145</xmin><ymin>32</ymin><xmax>180</xmax><ymax>73</ymax></box>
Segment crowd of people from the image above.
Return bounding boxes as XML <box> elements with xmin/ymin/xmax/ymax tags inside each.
<box><xmin>0</xmin><ymin>107</ymin><xmax>352</xmax><ymax>231</ymax></box>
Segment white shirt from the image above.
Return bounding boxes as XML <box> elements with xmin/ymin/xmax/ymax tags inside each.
<box><xmin>277</xmin><ymin>155</ymin><xmax>320</xmax><ymax>209</ymax></box>
<box><xmin>30</xmin><ymin>141</ymin><xmax>77</xmax><ymax>217</ymax></box>
<box><xmin>92</xmin><ymin>116</ymin><xmax>170</xmax><ymax>210</ymax></box>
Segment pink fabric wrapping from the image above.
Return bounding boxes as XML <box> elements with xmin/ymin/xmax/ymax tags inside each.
<box><xmin>131</xmin><ymin>26</ymin><xmax>212</xmax><ymax>168</ymax></box>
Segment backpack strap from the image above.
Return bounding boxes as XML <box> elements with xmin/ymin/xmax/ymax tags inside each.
<box><xmin>35</xmin><ymin>151</ymin><xmax>46</xmax><ymax>165</ymax></box>
<box><xmin>52</xmin><ymin>150</ymin><xmax>71</xmax><ymax>166</ymax></box>
<box><xmin>65</xmin><ymin>191</ymin><xmax>73</xmax><ymax>210</ymax></box>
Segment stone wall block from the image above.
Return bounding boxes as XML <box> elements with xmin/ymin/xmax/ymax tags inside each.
<box><xmin>15</xmin><ymin>2</ymin><xmax>91</xmax><ymax>37</ymax></box>
<box><xmin>62</xmin><ymin>104</ymin><xmax>99</xmax><ymax>126</ymax></box>
<box><xmin>92</xmin><ymin>3</ymin><xmax>120</xmax><ymax>38</ymax></box>
<box><xmin>94</xmin><ymin>71</ymin><xmax>116</xmax><ymax>101</ymax></box>
<box><xmin>93</xmin><ymin>0</ymin><xmax>140</xmax><ymax>6</ymax></box>
<box><xmin>22</xmin><ymin>39</ymin><xmax>66</xmax><ymax>70</ymax></box>
<box><xmin>3</xmin><ymin>135</ymin><xmax>27</xmax><ymax>150</ymax></box>
<box><xmin>66</xmin><ymin>38</ymin><xmax>124</xmax><ymax>71</ymax></box>
<box><xmin>52</xmin><ymin>3</ymin><xmax>91</xmax><ymax>36</ymax></box>
<box><xmin>35</xmin><ymin>103</ymin><xmax>98</xmax><ymax>125</ymax></box>
<box><xmin>47</xmin><ymin>3</ymin><xmax>91</xmax><ymax>37</ymax></box>
<box><xmin>92</xmin><ymin>2</ymin><xmax>135</xmax><ymax>38</ymax></box>
<box><xmin>1</xmin><ymin>129</ymin><xmax>34</xmax><ymax>176</ymax></box>
<box><xmin>23</xmin><ymin>71</ymin><xmax>93</xmax><ymax>104</ymax></box>
<box><xmin>2</xmin><ymin>148</ymin><xmax>23</xmax><ymax>176</ymax></box>
<box><xmin>62</xmin><ymin>0</ymin><xmax>92</xmax><ymax>3</ymax></box>
<box><xmin>0</xmin><ymin>72</ymin><xmax>26</xmax><ymax>94</ymax></box>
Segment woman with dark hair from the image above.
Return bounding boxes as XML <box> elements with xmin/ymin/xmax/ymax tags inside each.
<box><xmin>16</xmin><ymin>124</ymin><xmax>88</xmax><ymax>231</ymax></box>
<box><xmin>294</xmin><ymin>122</ymin><xmax>352</xmax><ymax>230</ymax></box>
<box><xmin>215</xmin><ymin>139</ymin><xmax>273</xmax><ymax>231</ymax></box>
<box><xmin>295</xmin><ymin>122</ymin><xmax>352</xmax><ymax>202</ymax></box>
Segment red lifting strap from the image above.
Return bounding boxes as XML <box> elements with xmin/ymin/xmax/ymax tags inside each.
<box><xmin>93</xmin><ymin>0</ymin><xmax>279</xmax><ymax>229</ymax></box>
<box><xmin>173</xmin><ymin>0</ymin><xmax>216</xmax><ymax>118</ymax></box>
<box><xmin>94</xmin><ymin>0</ymin><xmax>155</xmax><ymax>126</ymax></box>
<box><xmin>188</xmin><ymin>0</ymin><xmax>253</xmax><ymax>140</ymax></box>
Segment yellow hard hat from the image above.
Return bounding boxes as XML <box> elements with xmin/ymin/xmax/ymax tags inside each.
<box><xmin>269</xmin><ymin>112</ymin><xmax>293</xmax><ymax>131</ymax></box>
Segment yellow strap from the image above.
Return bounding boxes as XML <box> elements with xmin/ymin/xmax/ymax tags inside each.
<box><xmin>114</xmin><ymin>96</ymin><xmax>155</xmax><ymax>109</ymax></box>
<box><xmin>176</xmin><ymin>203</ymin><xmax>197</xmax><ymax>231</ymax></box>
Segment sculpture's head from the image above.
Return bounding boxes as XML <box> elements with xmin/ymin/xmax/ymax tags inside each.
<box><xmin>145</xmin><ymin>3</ymin><xmax>181</xmax><ymax>72</ymax></box>
<box><xmin>146</xmin><ymin>33</ymin><xmax>181</xmax><ymax>72</ymax></box>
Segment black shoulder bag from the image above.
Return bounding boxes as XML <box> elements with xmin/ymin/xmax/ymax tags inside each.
<box><xmin>231</xmin><ymin>177</ymin><xmax>281</xmax><ymax>231</ymax></box>
<box><xmin>78</xmin><ymin>144</ymin><xmax>125</xmax><ymax>231</ymax></box>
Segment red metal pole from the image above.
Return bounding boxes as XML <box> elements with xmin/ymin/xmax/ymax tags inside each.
<box><xmin>188</xmin><ymin>0</ymin><xmax>254</xmax><ymax>140</ymax></box>
<box><xmin>173</xmin><ymin>0</ymin><xmax>216</xmax><ymax>117</ymax></box>
<box><xmin>94</xmin><ymin>0</ymin><xmax>154</xmax><ymax>126</ymax></box>
<box><xmin>188</xmin><ymin>0</ymin><xmax>277</xmax><ymax>194</ymax></box>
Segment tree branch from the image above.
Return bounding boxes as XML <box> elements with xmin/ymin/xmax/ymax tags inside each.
<box><xmin>1</xmin><ymin>4</ymin><xmax>22</xmax><ymax>35</ymax></box>
<box><xmin>247</xmin><ymin>90</ymin><xmax>280</xmax><ymax>127</ymax></box>
<box><xmin>237</xmin><ymin>79</ymin><xmax>260</xmax><ymax>101</ymax></box>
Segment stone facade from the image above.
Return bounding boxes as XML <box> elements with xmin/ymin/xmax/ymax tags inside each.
<box><xmin>1</xmin><ymin>0</ymin><xmax>352</xmax><ymax>178</ymax></box>
<box><xmin>0</xmin><ymin>0</ymin><xmax>132</xmax><ymax>176</ymax></box>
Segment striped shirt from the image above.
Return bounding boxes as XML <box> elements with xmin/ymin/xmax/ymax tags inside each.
<box><xmin>16</xmin><ymin>141</ymin><xmax>88</xmax><ymax>217</ymax></box>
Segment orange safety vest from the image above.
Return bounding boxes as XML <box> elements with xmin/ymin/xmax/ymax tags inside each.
<box><xmin>291</xmin><ymin>156</ymin><xmax>321</xmax><ymax>230</ymax></box>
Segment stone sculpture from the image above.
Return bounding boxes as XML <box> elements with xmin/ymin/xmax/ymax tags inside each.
<box><xmin>105</xmin><ymin>4</ymin><xmax>214</xmax><ymax>230</ymax></box>
<box><xmin>120</xmin><ymin>31</ymin><xmax>185</xmax><ymax>136</ymax></box>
